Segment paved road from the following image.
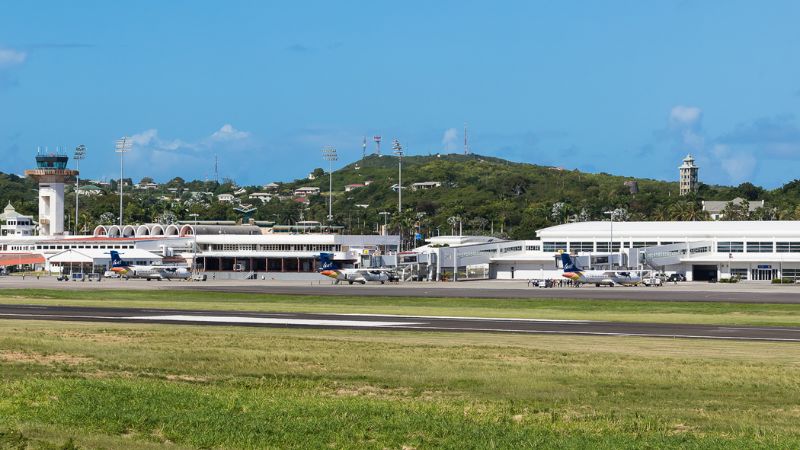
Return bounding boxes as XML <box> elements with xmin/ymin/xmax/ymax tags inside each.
<box><xmin>1</xmin><ymin>304</ymin><xmax>799</xmax><ymax>341</ymax></box>
<box><xmin>181</xmin><ymin>284</ymin><xmax>800</xmax><ymax>304</ymax></box>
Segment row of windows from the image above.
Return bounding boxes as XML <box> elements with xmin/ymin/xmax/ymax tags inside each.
<box><xmin>544</xmin><ymin>241</ymin><xmax>665</xmax><ymax>252</ymax></box>
<box><xmin>730</xmin><ymin>268</ymin><xmax>749</xmax><ymax>278</ymax></box>
<box><xmin>777</xmin><ymin>242</ymin><xmax>800</xmax><ymax>252</ymax></box>
<box><xmin>500</xmin><ymin>246</ymin><xmax>522</xmax><ymax>253</ymax></box>
<box><xmin>543</xmin><ymin>241</ymin><xmax>800</xmax><ymax>254</ymax></box>
<box><xmin>457</xmin><ymin>248</ymin><xmax>502</xmax><ymax>259</ymax></box>
<box><xmin>718</xmin><ymin>241</ymin><xmax>800</xmax><ymax>253</ymax></box>
<box><xmin>783</xmin><ymin>269</ymin><xmax>800</xmax><ymax>279</ymax></box>
<box><xmin>36</xmin><ymin>244</ymin><xmax>135</xmax><ymax>251</ymax></box>
<box><xmin>203</xmin><ymin>244</ymin><xmax>342</xmax><ymax>252</ymax></box>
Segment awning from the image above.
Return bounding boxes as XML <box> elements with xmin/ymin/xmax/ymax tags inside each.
<box><xmin>0</xmin><ymin>253</ymin><xmax>46</xmax><ymax>267</ymax></box>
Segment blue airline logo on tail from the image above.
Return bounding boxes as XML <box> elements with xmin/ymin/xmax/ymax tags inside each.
<box><xmin>109</xmin><ymin>250</ymin><xmax>128</xmax><ymax>268</ymax></box>
<box><xmin>560</xmin><ymin>252</ymin><xmax>581</xmax><ymax>273</ymax></box>
<box><xmin>318</xmin><ymin>253</ymin><xmax>338</xmax><ymax>271</ymax></box>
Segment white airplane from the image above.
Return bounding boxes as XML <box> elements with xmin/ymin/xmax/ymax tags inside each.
<box><xmin>109</xmin><ymin>251</ymin><xmax>191</xmax><ymax>281</ymax></box>
<box><xmin>318</xmin><ymin>253</ymin><xmax>397</xmax><ymax>285</ymax></box>
<box><xmin>559</xmin><ymin>252</ymin><xmax>641</xmax><ymax>287</ymax></box>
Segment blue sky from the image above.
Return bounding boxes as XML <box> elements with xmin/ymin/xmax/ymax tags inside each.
<box><xmin>1</xmin><ymin>1</ymin><xmax>800</xmax><ymax>188</ymax></box>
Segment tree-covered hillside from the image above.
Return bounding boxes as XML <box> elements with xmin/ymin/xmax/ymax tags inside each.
<box><xmin>2</xmin><ymin>153</ymin><xmax>800</xmax><ymax>240</ymax></box>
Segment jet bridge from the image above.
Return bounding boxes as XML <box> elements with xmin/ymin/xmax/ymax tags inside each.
<box><xmin>639</xmin><ymin>241</ymin><xmax>713</xmax><ymax>269</ymax></box>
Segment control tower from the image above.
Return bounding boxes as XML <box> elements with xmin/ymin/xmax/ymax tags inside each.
<box><xmin>24</xmin><ymin>150</ymin><xmax>78</xmax><ymax>236</ymax></box>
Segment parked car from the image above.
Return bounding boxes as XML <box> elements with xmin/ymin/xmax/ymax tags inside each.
<box><xmin>643</xmin><ymin>277</ymin><xmax>663</xmax><ymax>287</ymax></box>
<box><xmin>667</xmin><ymin>273</ymin><xmax>686</xmax><ymax>282</ymax></box>
<box><xmin>104</xmin><ymin>270</ymin><xmax>120</xmax><ymax>278</ymax></box>
<box><xmin>192</xmin><ymin>273</ymin><xmax>207</xmax><ymax>281</ymax></box>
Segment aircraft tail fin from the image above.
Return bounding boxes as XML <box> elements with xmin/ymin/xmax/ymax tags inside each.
<box><xmin>109</xmin><ymin>250</ymin><xmax>127</xmax><ymax>268</ymax></box>
<box><xmin>561</xmin><ymin>252</ymin><xmax>580</xmax><ymax>272</ymax></box>
<box><xmin>318</xmin><ymin>253</ymin><xmax>338</xmax><ymax>271</ymax></box>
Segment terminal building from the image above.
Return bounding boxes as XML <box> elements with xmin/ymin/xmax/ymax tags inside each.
<box><xmin>404</xmin><ymin>221</ymin><xmax>800</xmax><ymax>282</ymax></box>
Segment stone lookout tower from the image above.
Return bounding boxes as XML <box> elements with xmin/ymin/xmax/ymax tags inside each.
<box><xmin>679</xmin><ymin>154</ymin><xmax>699</xmax><ymax>196</ymax></box>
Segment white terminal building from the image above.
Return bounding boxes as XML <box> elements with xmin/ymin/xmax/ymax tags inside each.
<box><xmin>405</xmin><ymin>221</ymin><xmax>800</xmax><ymax>282</ymax></box>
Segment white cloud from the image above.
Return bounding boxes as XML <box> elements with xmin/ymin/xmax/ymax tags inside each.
<box><xmin>711</xmin><ymin>144</ymin><xmax>757</xmax><ymax>183</ymax></box>
<box><xmin>129</xmin><ymin>129</ymin><xmax>192</xmax><ymax>152</ymax></box>
<box><xmin>667</xmin><ymin>105</ymin><xmax>704</xmax><ymax>151</ymax></box>
<box><xmin>210</xmin><ymin>124</ymin><xmax>250</xmax><ymax>142</ymax></box>
<box><xmin>441</xmin><ymin>128</ymin><xmax>458</xmax><ymax>152</ymax></box>
<box><xmin>0</xmin><ymin>47</ymin><xmax>26</xmax><ymax>68</ymax></box>
<box><xmin>129</xmin><ymin>129</ymin><xmax>158</xmax><ymax>147</ymax></box>
<box><xmin>119</xmin><ymin>125</ymin><xmax>255</xmax><ymax>181</ymax></box>
<box><xmin>670</xmin><ymin>105</ymin><xmax>702</xmax><ymax>127</ymax></box>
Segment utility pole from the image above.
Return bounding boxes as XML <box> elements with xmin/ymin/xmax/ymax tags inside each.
<box><xmin>115</xmin><ymin>137</ymin><xmax>132</xmax><ymax>227</ymax></box>
<box><xmin>322</xmin><ymin>146</ymin><xmax>338</xmax><ymax>223</ymax></box>
<box><xmin>73</xmin><ymin>145</ymin><xmax>86</xmax><ymax>234</ymax></box>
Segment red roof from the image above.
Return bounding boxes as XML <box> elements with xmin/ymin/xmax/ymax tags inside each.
<box><xmin>0</xmin><ymin>253</ymin><xmax>45</xmax><ymax>266</ymax></box>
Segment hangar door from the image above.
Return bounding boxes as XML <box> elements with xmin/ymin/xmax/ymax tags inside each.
<box><xmin>692</xmin><ymin>265</ymin><xmax>717</xmax><ymax>281</ymax></box>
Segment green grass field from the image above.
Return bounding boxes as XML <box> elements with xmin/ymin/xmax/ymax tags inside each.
<box><xmin>1</xmin><ymin>320</ymin><xmax>799</xmax><ymax>449</ymax></box>
<box><xmin>2</xmin><ymin>288</ymin><xmax>800</xmax><ymax>327</ymax></box>
<box><xmin>1</xmin><ymin>289</ymin><xmax>800</xmax><ymax>448</ymax></box>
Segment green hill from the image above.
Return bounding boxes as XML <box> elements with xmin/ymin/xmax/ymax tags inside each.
<box><xmin>3</xmin><ymin>153</ymin><xmax>800</xmax><ymax>239</ymax></box>
<box><xmin>281</xmin><ymin>153</ymin><xmax>794</xmax><ymax>239</ymax></box>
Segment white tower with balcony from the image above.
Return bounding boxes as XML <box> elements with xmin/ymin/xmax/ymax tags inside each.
<box><xmin>679</xmin><ymin>154</ymin><xmax>699</xmax><ymax>196</ymax></box>
<box><xmin>24</xmin><ymin>150</ymin><xmax>78</xmax><ymax>236</ymax></box>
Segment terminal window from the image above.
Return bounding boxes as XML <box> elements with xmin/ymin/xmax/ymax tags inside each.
<box><xmin>595</xmin><ymin>242</ymin><xmax>621</xmax><ymax>252</ymax></box>
<box><xmin>776</xmin><ymin>242</ymin><xmax>800</xmax><ymax>253</ymax></box>
<box><xmin>730</xmin><ymin>268</ymin><xmax>749</xmax><ymax>279</ymax></box>
<box><xmin>569</xmin><ymin>242</ymin><xmax>594</xmax><ymax>252</ymax></box>
<box><xmin>718</xmin><ymin>241</ymin><xmax>744</xmax><ymax>253</ymax></box>
<box><xmin>746</xmin><ymin>242</ymin><xmax>774</xmax><ymax>253</ymax></box>
<box><xmin>782</xmin><ymin>268</ymin><xmax>800</xmax><ymax>280</ymax></box>
<box><xmin>542</xmin><ymin>242</ymin><xmax>567</xmax><ymax>253</ymax></box>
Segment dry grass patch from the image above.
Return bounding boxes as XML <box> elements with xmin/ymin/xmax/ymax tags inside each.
<box><xmin>0</xmin><ymin>350</ymin><xmax>92</xmax><ymax>366</ymax></box>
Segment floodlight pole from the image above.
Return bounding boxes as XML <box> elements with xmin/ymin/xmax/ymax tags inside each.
<box><xmin>73</xmin><ymin>145</ymin><xmax>86</xmax><ymax>235</ymax></box>
<box><xmin>604</xmin><ymin>210</ymin><xmax>614</xmax><ymax>268</ymax></box>
<box><xmin>393</xmin><ymin>139</ymin><xmax>403</xmax><ymax>213</ymax></box>
<box><xmin>322</xmin><ymin>146</ymin><xmax>338</xmax><ymax>223</ymax></box>
<box><xmin>115</xmin><ymin>137</ymin><xmax>132</xmax><ymax>227</ymax></box>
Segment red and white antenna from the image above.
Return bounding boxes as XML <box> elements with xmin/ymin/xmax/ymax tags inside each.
<box><xmin>373</xmin><ymin>135</ymin><xmax>382</xmax><ymax>156</ymax></box>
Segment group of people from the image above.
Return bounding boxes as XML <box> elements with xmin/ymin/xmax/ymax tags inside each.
<box><xmin>527</xmin><ymin>278</ymin><xmax>577</xmax><ymax>288</ymax></box>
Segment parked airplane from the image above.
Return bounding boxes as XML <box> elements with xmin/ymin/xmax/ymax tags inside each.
<box><xmin>559</xmin><ymin>252</ymin><xmax>641</xmax><ymax>287</ymax></box>
<box><xmin>109</xmin><ymin>250</ymin><xmax>191</xmax><ymax>281</ymax></box>
<box><xmin>318</xmin><ymin>253</ymin><xmax>396</xmax><ymax>285</ymax></box>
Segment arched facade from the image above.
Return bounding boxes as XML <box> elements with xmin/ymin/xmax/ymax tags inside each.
<box><xmin>165</xmin><ymin>225</ymin><xmax>180</xmax><ymax>236</ymax></box>
<box><xmin>179</xmin><ymin>225</ymin><xmax>195</xmax><ymax>237</ymax></box>
<box><xmin>121</xmin><ymin>225</ymin><xmax>136</xmax><ymax>238</ymax></box>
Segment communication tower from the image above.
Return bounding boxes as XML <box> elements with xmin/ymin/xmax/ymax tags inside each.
<box><xmin>373</xmin><ymin>136</ymin><xmax>382</xmax><ymax>156</ymax></box>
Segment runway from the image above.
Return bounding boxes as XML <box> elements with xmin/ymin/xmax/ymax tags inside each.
<box><xmin>1</xmin><ymin>304</ymin><xmax>799</xmax><ymax>341</ymax></box>
<box><xmin>181</xmin><ymin>283</ymin><xmax>800</xmax><ymax>304</ymax></box>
